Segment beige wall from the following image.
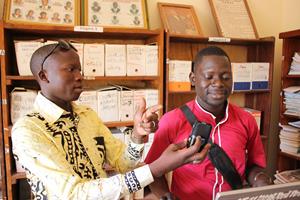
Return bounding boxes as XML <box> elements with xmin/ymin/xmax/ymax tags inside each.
<box><xmin>147</xmin><ymin>0</ymin><xmax>300</xmax><ymax>175</ymax></box>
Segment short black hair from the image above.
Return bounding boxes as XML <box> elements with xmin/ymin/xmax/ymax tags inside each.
<box><xmin>193</xmin><ymin>46</ymin><xmax>231</xmax><ymax>72</ymax></box>
<box><xmin>30</xmin><ymin>43</ymin><xmax>57</xmax><ymax>77</ymax></box>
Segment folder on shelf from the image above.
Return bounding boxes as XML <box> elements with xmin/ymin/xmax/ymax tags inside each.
<box><xmin>14</xmin><ymin>40</ymin><xmax>43</xmax><ymax>76</ymax></box>
<box><xmin>70</xmin><ymin>42</ymin><xmax>84</xmax><ymax>67</ymax></box>
<box><xmin>83</xmin><ymin>43</ymin><xmax>105</xmax><ymax>77</ymax></box>
<box><xmin>97</xmin><ymin>87</ymin><xmax>120</xmax><ymax>122</ymax></box>
<box><xmin>118</xmin><ymin>86</ymin><xmax>134</xmax><ymax>122</ymax></box>
<box><xmin>232</xmin><ymin>63</ymin><xmax>252</xmax><ymax>91</ymax></box>
<box><xmin>251</xmin><ymin>62</ymin><xmax>270</xmax><ymax>90</ymax></box>
<box><xmin>10</xmin><ymin>88</ymin><xmax>38</xmax><ymax>124</ymax></box>
<box><xmin>145</xmin><ymin>45</ymin><xmax>158</xmax><ymax>76</ymax></box>
<box><xmin>105</xmin><ymin>44</ymin><xmax>126</xmax><ymax>76</ymax></box>
<box><xmin>75</xmin><ymin>90</ymin><xmax>98</xmax><ymax>113</ymax></box>
<box><xmin>133</xmin><ymin>89</ymin><xmax>159</xmax><ymax>112</ymax></box>
<box><xmin>126</xmin><ymin>44</ymin><xmax>146</xmax><ymax>76</ymax></box>
<box><xmin>168</xmin><ymin>60</ymin><xmax>192</xmax><ymax>92</ymax></box>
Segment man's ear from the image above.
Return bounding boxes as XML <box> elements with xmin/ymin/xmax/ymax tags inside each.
<box><xmin>38</xmin><ymin>70</ymin><xmax>49</xmax><ymax>83</ymax></box>
<box><xmin>189</xmin><ymin>72</ymin><xmax>195</xmax><ymax>86</ymax></box>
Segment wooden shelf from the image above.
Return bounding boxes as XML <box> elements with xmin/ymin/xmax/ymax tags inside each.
<box><xmin>0</xmin><ymin>23</ymin><xmax>165</xmax><ymax>199</ymax></box>
<box><xmin>11</xmin><ymin>172</ymin><xmax>26</xmax><ymax>184</ymax></box>
<box><xmin>3</xmin><ymin>22</ymin><xmax>161</xmax><ymax>40</ymax></box>
<box><xmin>279</xmin><ymin>151</ymin><xmax>300</xmax><ymax>161</ymax></box>
<box><xmin>277</xmin><ymin>29</ymin><xmax>300</xmax><ymax>171</ymax></box>
<box><xmin>168</xmin><ymin>34</ymin><xmax>275</xmax><ymax>45</ymax></box>
<box><xmin>284</xmin><ymin>75</ymin><xmax>300</xmax><ymax>78</ymax></box>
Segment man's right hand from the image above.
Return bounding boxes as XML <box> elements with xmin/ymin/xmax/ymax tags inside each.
<box><xmin>149</xmin><ymin>136</ymin><xmax>211</xmax><ymax>178</ymax></box>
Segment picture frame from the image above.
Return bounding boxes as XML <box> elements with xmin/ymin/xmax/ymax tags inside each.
<box><xmin>84</xmin><ymin>0</ymin><xmax>148</xmax><ymax>29</ymax></box>
<box><xmin>4</xmin><ymin>0</ymin><xmax>80</xmax><ymax>26</ymax></box>
<box><xmin>158</xmin><ymin>3</ymin><xmax>203</xmax><ymax>37</ymax></box>
<box><xmin>209</xmin><ymin>0</ymin><xmax>258</xmax><ymax>39</ymax></box>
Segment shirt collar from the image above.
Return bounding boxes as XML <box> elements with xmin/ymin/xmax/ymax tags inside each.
<box><xmin>33</xmin><ymin>92</ymin><xmax>85</xmax><ymax>124</ymax></box>
<box><xmin>194</xmin><ymin>98</ymin><xmax>229</xmax><ymax>124</ymax></box>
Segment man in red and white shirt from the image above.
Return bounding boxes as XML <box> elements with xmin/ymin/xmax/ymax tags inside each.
<box><xmin>145</xmin><ymin>46</ymin><xmax>272</xmax><ymax>200</ymax></box>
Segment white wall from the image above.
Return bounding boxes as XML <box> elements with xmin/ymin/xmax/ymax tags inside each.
<box><xmin>147</xmin><ymin>0</ymin><xmax>300</xmax><ymax>175</ymax></box>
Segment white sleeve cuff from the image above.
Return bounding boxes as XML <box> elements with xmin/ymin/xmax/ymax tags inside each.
<box><xmin>124</xmin><ymin>164</ymin><xmax>154</xmax><ymax>193</ymax></box>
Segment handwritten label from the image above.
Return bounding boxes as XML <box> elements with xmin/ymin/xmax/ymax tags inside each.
<box><xmin>208</xmin><ymin>37</ymin><xmax>231</xmax><ymax>43</ymax></box>
<box><xmin>74</xmin><ymin>26</ymin><xmax>103</xmax><ymax>33</ymax></box>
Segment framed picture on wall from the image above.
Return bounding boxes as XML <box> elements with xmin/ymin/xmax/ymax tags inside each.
<box><xmin>209</xmin><ymin>0</ymin><xmax>258</xmax><ymax>39</ymax></box>
<box><xmin>158</xmin><ymin>3</ymin><xmax>203</xmax><ymax>37</ymax></box>
<box><xmin>4</xmin><ymin>0</ymin><xmax>80</xmax><ymax>26</ymax></box>
<box><xmin>84</xmin><ymin>0</ymin><xmax>148</xmax><ymax>29</ymax></box>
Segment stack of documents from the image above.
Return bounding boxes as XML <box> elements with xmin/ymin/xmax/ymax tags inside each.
<box><xmin>288</xmin><ymin>52</ymin><xmax>300</xmax><ymax>75</ymax></box>
<box><xmin>274</xmin><ymin>169</ymin><xmax>300</xmax><ymax>184</ymax></box>
<box><xmin>283</xmin><ymin>86</ymin><xmax>300</xmax><ymax>117</ymax></box>
<box><xmin>279</xmin><ymin>123</ymin><xmax>300</xmax><ymax>156</ymax></box>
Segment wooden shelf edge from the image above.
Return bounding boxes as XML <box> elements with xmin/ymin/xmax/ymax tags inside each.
<box><xmin>168</xmin><ymin>34</ymin><xmax>275</xmax><ymax>44</ymax></box>
<box><xmin>7</xmin><ymin>75</ymin><xmax>159</xmax><ymax>81</ymax></box>
<box><xmin>279</xmin><ymin>151</ymin><xmax>300</xmax><ymax>160</ymax></box>
<box><xmin>104</xmin><ymin>121</ymin><xmax>133</xmax><ymax>128</ymax></box>
<box><xmin>11</xmin><ymin>172</ymin><xmax>26</xmax><ymax>184</ymax></box>
<box><xmin>3</xmin><ymin>22</ymin><xmax>160</xmax><ymax>36</ymax></box>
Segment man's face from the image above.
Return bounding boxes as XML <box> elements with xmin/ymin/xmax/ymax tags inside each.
<box><xmin>190</xmin><ymin>55</ymin><xmax>232</xmax><ymax>112</ymax></box>
<box><xmin>42</xmin><ymin>49</ymin><xmax>83</xmax><ymax>105</ymax></box>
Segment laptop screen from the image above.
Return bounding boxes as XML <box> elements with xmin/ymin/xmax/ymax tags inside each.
<box><xmin>216</xmin><ymin>181</ymin><xmax>300</xmax><ymax>200</ymax></box>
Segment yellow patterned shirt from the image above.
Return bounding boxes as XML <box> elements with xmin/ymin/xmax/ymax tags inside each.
<box><xmin>12</xmin><ymin>92</ymin><xmax>153</xmax><ymax>199</ymax></box>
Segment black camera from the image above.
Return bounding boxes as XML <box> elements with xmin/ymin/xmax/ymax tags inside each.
<box><xmin>187</xmin><ymin>121</ymin><xmax>212</xmax><ymax>152</ymax></box>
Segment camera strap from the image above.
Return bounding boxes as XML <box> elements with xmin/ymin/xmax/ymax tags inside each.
<box><xmin>180</xmin><ymin>105</ymin><xmax>243</xmax><ymax>190</ymax></box>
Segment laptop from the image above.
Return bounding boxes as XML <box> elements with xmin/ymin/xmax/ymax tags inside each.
<box><xmin>216</xmin><ymin>181</ymin><xmax>300</xmax><ymax>200</ymax></box>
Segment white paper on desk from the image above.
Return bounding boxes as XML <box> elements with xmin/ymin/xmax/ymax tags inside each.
<box><xmin>232</xmin><ymin>63</ymin><xmax>252</xmax><ymax>82</ymax></box>
<box><xmin>105</xmin><ymin>44</ymin><xmax>126</xmax><ymax>76</ymax></box>
<box><xmin>126</xmin><ymin>44</ymin><xmax>145</xmax><ymax>76</ymax></box>
<box><xmin>168</xmin><ymin>60</ymin><xmax>191</xmax><ymax>82</ymax></box>
<box><xmin>14</xmin><ymin>40</ymin><xmax>43</xmax><ymax>75</ymax></box>
<box><xmin>252</xmin><ymin>63</ymin><xmax>269</xmax><ymax>81</ymax></box>
<box><xmin>10</xmin><ymin>88</ymin><xmax>37</xmax><ymax>124</ymax></box>
<box><xmin>83</xmin><ymin>43</ymin><xmax>104</xmax><ymax>76</ymax></box>
<box><xmin>145</xmin><ymin>45</ymin><xmax>158</xmax><ymax>76</ymax></box>
<box><xmin>71</xmin><ymin>42</ymin><xmax>84</xmax><ymax>67</ymax></box>
<box><xmin>97</xmin><ymin>88</ymin><xmax>120</xmax><ymax>122</ymax></box>
<box><xmin>119</xmin><ymin>90</ymin><xmax>134</xmax><ymax>121</ymax></box>
<box><xmin>75</xmin><ymin>90</ymin><xmax>98</xmax><ymax>113</ymax></box>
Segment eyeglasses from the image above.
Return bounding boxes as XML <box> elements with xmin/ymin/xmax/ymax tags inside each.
<box><xmin>40</xmin><ymin>40</ymin><xmax>77</xmax><ymax>71</ymax></box>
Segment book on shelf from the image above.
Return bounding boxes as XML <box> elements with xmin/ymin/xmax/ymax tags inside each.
<box><xmin>288</xmin><ymin>121</ymin><xmax>300</xmax><ymax>129</ymax></box>
<box><xmin>279</xmin><ymin>143</ymin><xmax>300</xmax><ymax>154</ymax></box>
<box><xmin>232</xmin><ymin>62</ymin><xmax>252</xmax><ymax>91</ymax></box>
<box><xmin>168</xmin><ymin>60</ymin><xmax>192</xmax><ymax>92</ymax></box>
<box><xmin>251</xmin><ymin>62</ymin><xmax>269</xmax><ymax>90</ymax></box>
<box><xmin>83</xmin><ymin>43</ymin><xmax>105</xmax><ymax>76</ymax></box>
<box><xmin>279</xmin><ymin>123</ymin><xmax>300</xmax><ymax>133</ymax></box>
<box><xmin>288</xmin><ymin>52</ymin><xmax>300</xmax><ymax>75</ymax></box>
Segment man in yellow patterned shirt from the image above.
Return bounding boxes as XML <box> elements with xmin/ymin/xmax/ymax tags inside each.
<box><xmin>12</xmin><ymin>40</ymin><xmax>210</xmax><ymax>199</ymax></box>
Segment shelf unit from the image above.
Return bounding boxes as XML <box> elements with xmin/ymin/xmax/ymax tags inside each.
<box><xmin>277</xmin><ymin>29</ymin><xmax>300</xmax><ymax>171</ymax></box>
<box><xmin>0</xmin><ymin>22</ymin><xmax>7</xmax><ymax>200</ymax></box>
<box><xmin>0</xmin><ymin>22</ymin><xmax>164</xmax><ymax>199</ymax></box>
<box><xmin>164</xmin><ymin>32</ymin><xmax>275</xmax><ymax>159</ymax></box>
